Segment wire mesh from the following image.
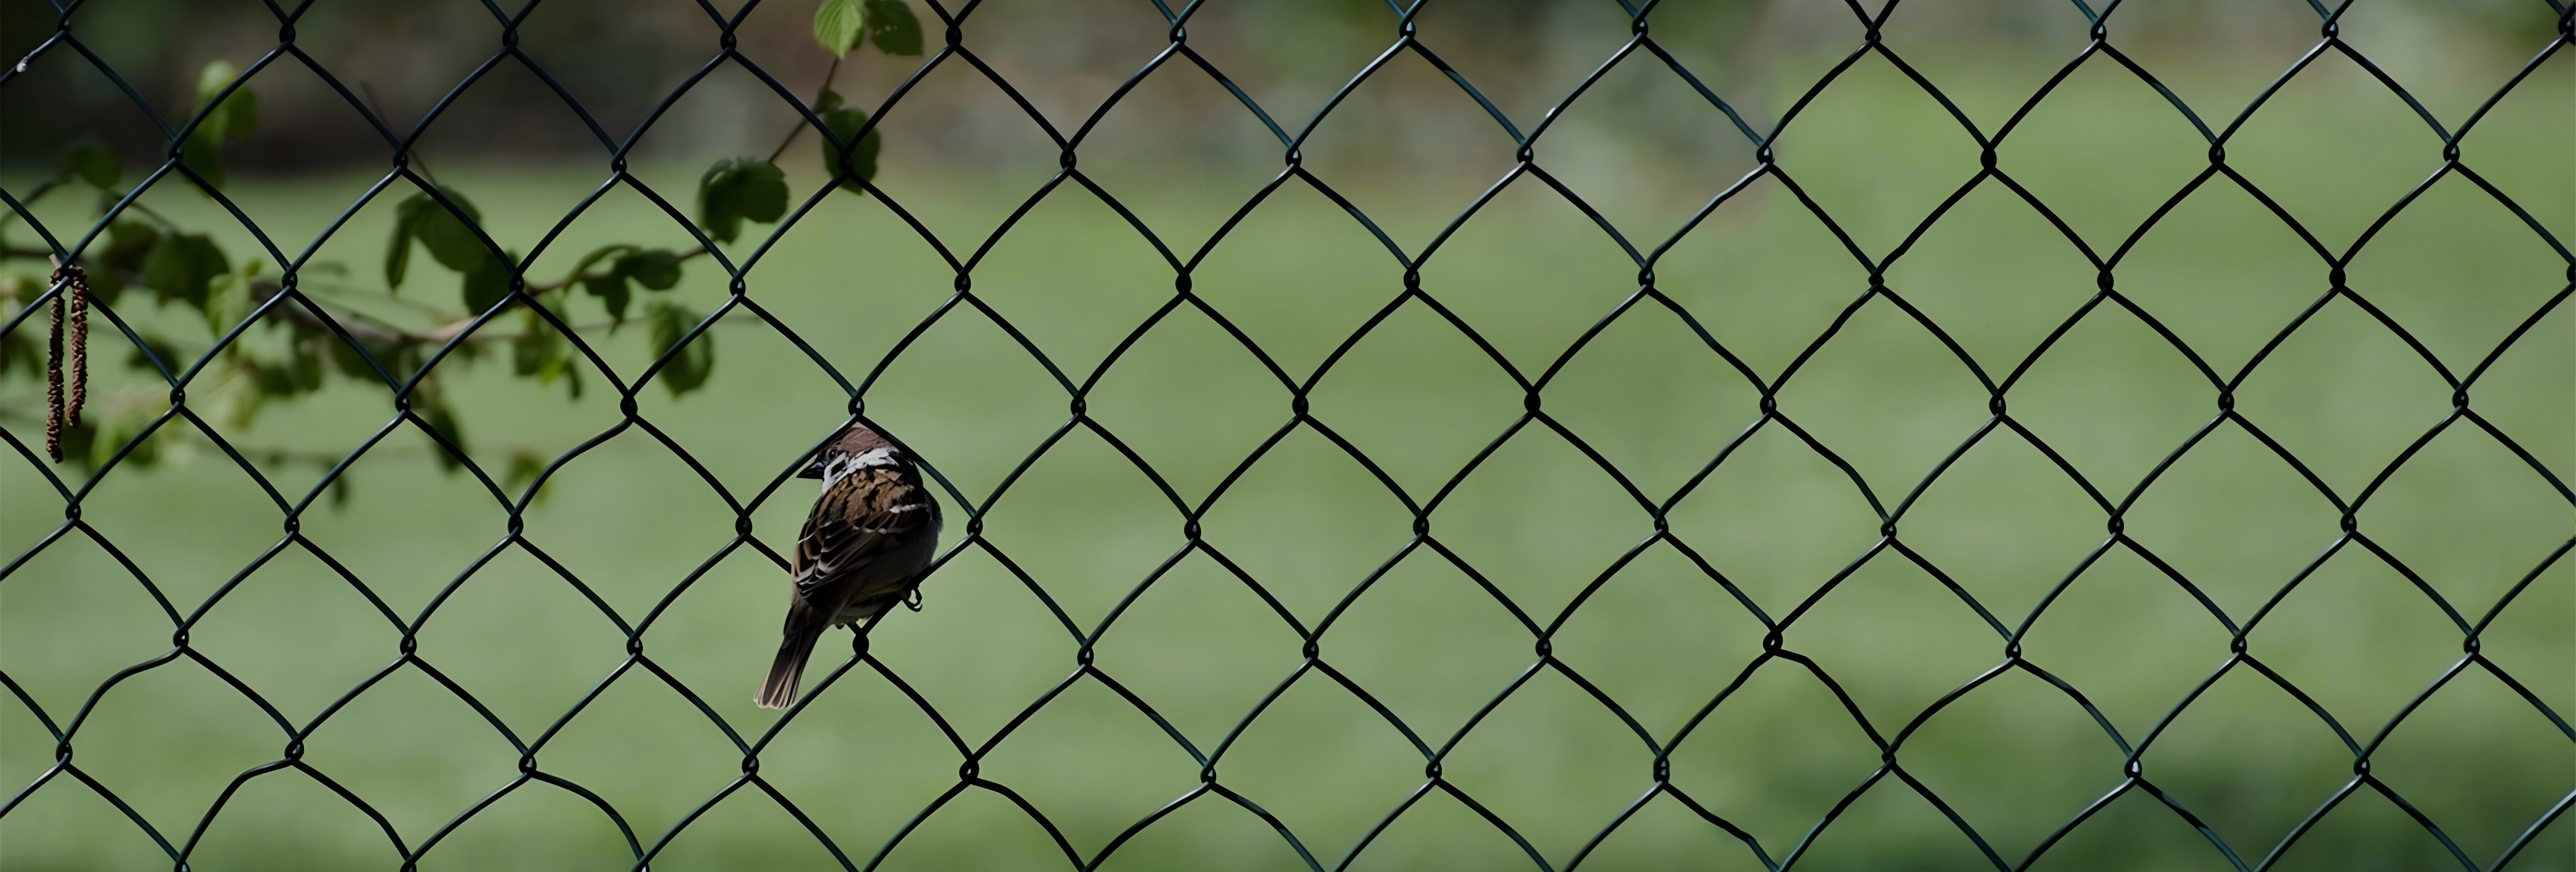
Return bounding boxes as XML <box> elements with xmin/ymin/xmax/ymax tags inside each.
<box><xmin>2</xmin><ymin>0</ymin><xmax>2572</xmax><ymax>870</ymax></box>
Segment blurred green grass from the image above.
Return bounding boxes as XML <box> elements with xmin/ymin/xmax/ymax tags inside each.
<box><xmin>4</xmin><ymin>49</ymin><xmax>2572</xmax><ymax>871</ymax></box>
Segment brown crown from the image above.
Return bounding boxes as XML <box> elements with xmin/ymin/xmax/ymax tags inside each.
<box><xmin>833</xmin><ymin>426</ymin><xmax>893</xmax><ymax>456</ymax></box>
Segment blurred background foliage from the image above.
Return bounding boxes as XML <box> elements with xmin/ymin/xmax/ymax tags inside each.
<box><xmin>8</xmin><ymin>0</ymin><xmax>2550</xmax><ymax>177</ymax></box>
<box><xmin>0</xmin><ymin>0</ymin><xmax>2570</xmax><ymax>870</ymax></box>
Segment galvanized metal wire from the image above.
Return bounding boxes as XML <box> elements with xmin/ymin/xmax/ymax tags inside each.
<box><xmin>3</xmin><ymin>0</ymin><xmax>2572</xmax><ymax>870</ymax></box>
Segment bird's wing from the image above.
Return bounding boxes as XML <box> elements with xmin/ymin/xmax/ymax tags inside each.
<box><xmin>793</xmin><ymin>467</ymin><xmax>939</xmax><ymax>607</ymax></box>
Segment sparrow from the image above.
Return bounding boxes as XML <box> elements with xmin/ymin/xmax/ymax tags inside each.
<box><xmin>756</xmin><ymin>425</ymin><xmax>943</xmax><ymax>709</ymax></box>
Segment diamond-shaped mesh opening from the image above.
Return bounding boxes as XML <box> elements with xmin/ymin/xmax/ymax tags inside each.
<box><xmin>3</xmin><ymin>1</ymin><xmax>2569</xmax><ymax>869</ymax></box>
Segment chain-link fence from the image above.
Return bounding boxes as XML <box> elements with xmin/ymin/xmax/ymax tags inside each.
<box><xmin>2</xmin><ymin>0</ymin><xmax>2571</xmax><ymax>869</ymax></box>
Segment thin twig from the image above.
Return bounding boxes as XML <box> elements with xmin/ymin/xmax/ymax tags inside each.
<box><xmin>0</xmin><ymin>176</ymin><xmax>64</xmax><ymax>231</ymax></box>
<box><xmin>767</xmin><ymin>55</ymin><xmax>843</xmax><ymax>163</ymax></box>
<box><xmin>300</xmin><ymin>281</ymin><xmax>460</xmax><ymax>319</ymax></box>
<box><xmin>525</xmin><ymin>246</ymin><xmax>711</xmax><ymax>294</ymax></box>
<box><xmin>361</xmin><ymin>81</ymin><xmax>440</xmax><ymax>186</ymax></box>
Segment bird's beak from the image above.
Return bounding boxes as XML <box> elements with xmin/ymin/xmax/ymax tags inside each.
<box><xmin>797</xmin><ymin>456</ymin><xmax>826</xmax><ymax>480</ymax></box>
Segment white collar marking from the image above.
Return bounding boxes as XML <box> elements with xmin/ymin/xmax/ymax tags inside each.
<box><xmin>821</xmin><ymin>446</ymin><xmax>903</xmax><ymax>488</ymax></box>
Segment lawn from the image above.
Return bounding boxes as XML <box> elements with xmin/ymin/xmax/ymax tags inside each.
<box><xmin>3</xmin><ymin>45</ymin><xmax>2571</xmax><ymax>871</ymax></box>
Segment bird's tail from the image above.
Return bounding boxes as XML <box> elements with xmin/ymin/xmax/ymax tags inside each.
<box><xmin>756</xmin><ymin>625</ymin><xmax>827</xmax><ymax>709</ymax></box>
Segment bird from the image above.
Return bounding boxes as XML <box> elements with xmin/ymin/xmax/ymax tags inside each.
<box><xmin>756</xmin><ymin>425</ymin><xmax>943</xmax><ymax>709</ymax></box>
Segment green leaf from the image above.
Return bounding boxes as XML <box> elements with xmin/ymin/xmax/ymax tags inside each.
<box><xmin>180</xmin><ymin>127</ymin><xmax>227</xmax><ymax>189</ymax></box>
<box><xmin>176</xmin><ymin>61</ymin><xmax>256</xmax><ymax>190</ymax></box>
<box><xmin>386</xmin><ymin>197</ymin><xmax>422</xmax><ymax>289</ymax></box>
<box><xmin>513</xmin><ymin>310</ymin><xmax>561</xmax><ymax>377</ymax></box>
<box><xmin>141</xmin><ymin>232</ymin><xmax>229</xmax><ymax>307</ymax></box>
<box><xmin>731</xmin><ymin>166</ymin><xmax>790</xmax><ymax>225</ymax></box>
<box><xmin>82</xmin><ymin>269</ymin><xmax>126</xmax><ymax>306</ymax></box>
<box><xmin>696</xmin><ymin>158</ymin><xmax>788</xmax><ymax>244</ymax></box>
<box><xmin>408</xmin><ymin>188</ymin><xmax>495</xmax><ymax>273</ymax></box>
<box><xmin>388</xmin><ymin>187</ymin><xmax>501</xmax><ymax>293</ymax></box>
<box><xmin>327</xmin><ymin>334</ymin><xmax>385</xmax><ymax>380</ymax></box>
<box><xmin>218</xmin><ymin>88</ymin><xmax>259</xmax><ymax>142</ymax></box>
<box><xmin>201</xmin><ymin>271</ymin><xmax>247</xmax><ymax>333</ymax></box>
<box><xmin>648</xmin><ymin>302</ymin><xmax>715</xmax><ymax>398</ymax></box>
<box><xmin>190</xmin><ymin>62</ymin><xmax>258</xmax><ymax>149</ymax></box>
<box><xmin>419</xmin><ymin>399</ymin><xmax>467</xmax><ymax>473</ymax></box>
<box><xmin>105</xmin><ymin>219</ymin><xmax>160</xmax><ymax>265</ymax></box>
<box><xmin>0</xmin><ymin>316</ymin><xmax>37</xmax><ymax>377</ymax></box>
<box><xmin>126</xmin><ymin>332</ymin><xmax>191</xmax><ymax>374</ymax></box>
<box><xmin>288</xmin><ymin>338</ymin><xmax>326</xmax><ymax>392</ymax></box>
<box><xmin>814</xmin><ymin>0</ymin><xmax>867</xmax><ymax>56</ymax></box>
<box><xmin>196</xmin><ymin>60</ymin><xmax>240</xmax><ymax>107</ymax></box>
<box><xmin>503</xmin><ymin>450</ymin><xmax>548</xmax><ymax>496</ymax></box>
<box><xmin>819</xmin><ymin>106</ymin><xmax>882</xmax><ymax>195</ymax></box>
<box><xmin>514</xmin><ymin>312</ymin><xmax>581</xmax><ymax>399</ymax></box>
<box><xmin>583</xmin><ymin>274</ymin><xmax>632</xmax><ymax>324</ymax></box>
<box><xmin>55</xmin><ymin>136</ymin><xmax>121</xmax><ymax>188</ymax></box>
<box><xmin>226</xmin><ymin>367</ymin><xmax>273</xmax><ymax>430</ymax></box>
<box><xmin>249</xmin><ymin>356</ymin><xmax>298</xmax><ymax>397</ymax></box>
<box><xmin>461</xmin><ymin>253</ymin><xmax>515</xmax><ymax>313</ymax></box>
<box><xmin>615</xmin><ymin>249</ymin><xmax>683</xmax><ymax>291</ymax></box>
<box><xmin>94</xmin><ymin>219</ymin><xmax>161</xmax><ymax>305</ymax></box>
<box><xmin>84</xmin><ymin>413</ymin><xmax>158</xmax><ymax>471</ymax></box>
<box><xmin>390</xmin><ymin>345</ymin><xmax>427</xmax><ymax>382</ymax></box>
<box><xmin>562</xmin><ymin>243</ymin><xmax>633</xmax><ymax>279</ymax></box>
<box><xmin>866</xmin><ymin>0</ymin><xmax>924</xmax><ymax>55</ymax></box>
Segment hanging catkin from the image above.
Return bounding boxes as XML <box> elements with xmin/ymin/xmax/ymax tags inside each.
<box><xmin>60</xmin><ymin>264</ymin><xmax>86</xmax><ymax>428</ymax></box>
<box><xmin>44</xmin><ymin>288</ymin><xmax>63</xmax><ymax>462</ymax></box>
<box><xmin>43</xmin><ymin>261</ymin><xmax>88</xmax><ymax>464</ymax></box>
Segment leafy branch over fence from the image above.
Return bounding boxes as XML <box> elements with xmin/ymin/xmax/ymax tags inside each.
<box><xmin>0</xmin><ymin>0</ymin><xmax>921</xmax><ymax>489</ymax></box>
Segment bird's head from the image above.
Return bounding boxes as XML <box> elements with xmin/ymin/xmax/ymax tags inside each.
<box><xmin>800</xmin><ymin>426</ymin><xmax>898</xmax><ymax>481</ymax></box>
